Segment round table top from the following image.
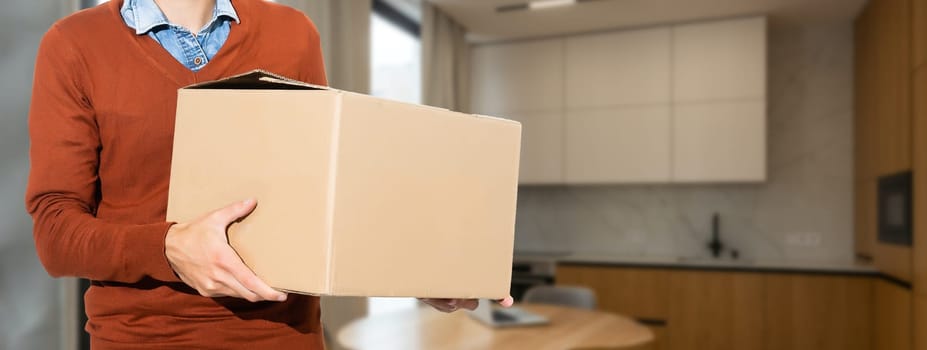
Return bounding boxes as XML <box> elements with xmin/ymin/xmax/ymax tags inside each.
<box><xmin>337</xmin><ymin>303</ymin><xmax>654</xmax><ymax>350</ymax></box>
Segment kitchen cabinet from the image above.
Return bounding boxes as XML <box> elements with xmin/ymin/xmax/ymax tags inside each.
<box><xmin>914</xmin><ymin>66</ymin><xmax>927</xmax><ymax>350</ymax></box>
<box><xmin>672</xmin><ymin>17</ymin><xmax>766</xmax><ymax>102</ymax></box>
<box><xmin>855</xmin><ymin>0</ymin><xmax>914</xmax><ymax>282</ymax></box>
<box><xmin>914</xmin><ymin>0</ymin><xmax>927</xmax><ymax>69</ymax></box>
<box><xmin>854</xmin><ymin>0</ymin><xmax>913</xmax><ymax>176</ymax></box>
<box><xmin>915</xmin><ymin>295</ymin><xmax>927</xmax><ymax>350</ymax></box>
<box><xmin>503</xmin><ymin>111</ymin><xmax>564</xmax><ymax>184</ymax></box>
<box><xmin>855</xmin><ymin>180</ymin><xmax>878</xmax><ymax>259</ymax></box>
<box><xmin>671</xmin><ymin>17</ymin><xmax>767</xmax><ymax>183</ymax></box>
<box><xmin>764</xmin><ymin>274</ymin><xmax>872</xmax><ymax>350</ymax></box>
<box><xmin>470</xmin><ymin>39</ymin><xmax>564</xmax><ymax>115</ymax></box>
<box><xmin>914</xmin><ymin>66</ymin><xmax>927</xmax><ymax>293</ymax></box>
<box><xmin>871</xmin><ymin>0</ymin><xmax>913</xmax><ymax>176</ymax></box>
<box><xmin>557</xmin><ymin>264</ymin><xmax>881</xmax><ymax>350</ymax></box>
<box><xmin>470</xmin><ymin>39</ymin><xmax>565</xmax><ymax>184</ymax></box>
<box><xmin>629</xmin><ymin>326</ymin><xmax>668</xmax><ymax>350</ymax></box>
<box><xmin>874</xmin><ymin>243</ymin><xmax>913</xmax><ymax>283</ymax></box>
<box><xmin>854</xmin><ymin>3</ymin><xmax>878</xmax><ymax>259</ymax></box>
<box><xmin>565</xmin><ymin>106</ymin><xmax>672</xmax><ymax>183</ymax></box>
<box><xmin>471</xmin><ymin>17</ymin><xmax>766</xmax><ymax>185</ymax></box>
<box><xmin>672</xmin><ymin>101</ymin><xmax>766</xmax><ymax>182</ymax></box>
<box><xmin>668</xmin><ymin>270</ymin><xmax>765</xmax><ymax>350</ymax></box>
<box><xmin>557</xmin><ymin>266</ymin><xmax>671</xmax><ymax>348</ymax></box>
<box><xmin>556</xmin><ymin>265</ymin><xmax>670</xmax><ymax>320</ymax></box>
<box><xmin>565</xmin><ymin>27</ymin><xmax>671</xmax><ymax>108</ymax></box>
<box><xmin>854</xmin><ymin>6</ymin><xmax>878</xmax><ymax>183</ymax></box>
<box><xmin>874</xmin><ymin>279</ymin><xmax>913</xmax><ymax>350</ymax></box>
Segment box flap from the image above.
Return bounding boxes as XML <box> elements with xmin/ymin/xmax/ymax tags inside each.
<box><xmin>183</xmin><ymin>69</ymin><xmax>328</xmax><ymax>91</ymax></box>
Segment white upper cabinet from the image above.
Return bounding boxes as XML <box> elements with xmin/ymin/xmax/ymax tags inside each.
<box><xmin>566</xmin><ymin>106</ymin><xmax>672</xmax><ymax>183</ymax></box>
<box><xmin>504</xmin><ymin>110</ymin><xmax>565</xmax><ymax>184</ymax></box>
<box><xmin>566</xmin><ymin>27</ymin><xmax>672</xmax><ymax>108</ymax></box>
<box><xmin>673</xmin><ymin>101</ymin><xmax>767</xmax><ymax>182</ymax></box>
<box><xmin>470</xmin><ymin>39</ymin><xmax>564</xmax><ymax>114</ymax></box>
<box><xmin>673</xmin><ymin>17</ymin><xmax>767</xmax><ymax>102</ymax></box>
<box><xmin>470</xmin><ymin>16</ymin><xmax>767</xmax><ymax>185</ymax></box>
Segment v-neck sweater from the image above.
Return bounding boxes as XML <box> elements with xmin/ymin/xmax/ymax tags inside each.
<box><xmin>26</xmin><ymin>0</ymin><xmax>327</xmax><ymax>348</ymax></box>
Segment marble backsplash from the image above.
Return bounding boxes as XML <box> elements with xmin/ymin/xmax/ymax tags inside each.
<box><xmin>514</xmin><ymin>21</ymin><xmax>855</xmax><ymax>264</ymax></box>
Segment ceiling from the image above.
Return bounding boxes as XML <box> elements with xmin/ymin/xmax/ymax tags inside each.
<box><xmin>426</xmin><ymin>0</ymin><xmax>868</xmax><ymax>43</ymax></box>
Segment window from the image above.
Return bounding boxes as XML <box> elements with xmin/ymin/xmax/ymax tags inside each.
<box><xmin>370</xmin><ymin>1</ymin><xmax>421</xmax><ymax>105</ymax></box>
<box><xmin>367</xmin><ymin>0</ymin><xmax>422</xmax><ymax>316</ymax></box>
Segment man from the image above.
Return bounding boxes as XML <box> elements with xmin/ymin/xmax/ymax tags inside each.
<box><xmin>26</xmin><ymin>0</ymin><xmax>511</xmax><ymax>348</ymax></box>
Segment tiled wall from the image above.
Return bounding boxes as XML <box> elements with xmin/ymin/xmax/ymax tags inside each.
<box><xmin>514</xmin><ymin>21</ymin><xmax>855</xmax><ymax>264</ymax></box>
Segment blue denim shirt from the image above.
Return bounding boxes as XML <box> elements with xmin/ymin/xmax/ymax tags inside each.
<box><xmin>120</xmin><ymin>0</ymin><xmax>239</xmax><ymax>71</ymax></box>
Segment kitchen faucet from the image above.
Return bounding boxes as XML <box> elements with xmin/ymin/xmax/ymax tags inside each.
<box><xmin>707</xmin><ymin>213</ymin><xmax>724</xmax><ymax>258</ymax></box>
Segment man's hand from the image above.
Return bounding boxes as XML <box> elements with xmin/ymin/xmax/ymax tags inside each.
<box><xmin>165</xmin><ymin>199</ymin><xmax>287</xmax><ymax>303</ymax></box>
<box><xmin>420</xmin><ymin>296</ymin><xmax>515</xmax><ymax>313</ymax></box>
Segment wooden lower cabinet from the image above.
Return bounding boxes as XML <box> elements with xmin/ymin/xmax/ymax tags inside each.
<box><xmin>623</xmin><ymin>326</ymin><xmax>668</xmax><ymax>350</ymax></box>
<box><xmin>874</xmin><ymin>279</ymin><xmax>913</xmax><ymax>350</ymax></box>
<box><xmin>667</xmin><ymin>271</ymin><xmax>765</xmax><ymax>350</ymax></box>
<box><xmin>764</xmin><ymin>274</ymin><xmax>873</xmax><ymax>350</ymax></box>
<box><xmin>915</xmin><ymin>295</ymin><xmax>927</xmax><ymax>350</ymax></box>
<box><xmin>911</xmin><ymin>65</ymin><xmax>927</xmax><ymax>296</ymax></box>
<box><xmin>556</xmin><ymin>265</ymin><xmax>882</xmax><ymax>350</ymax></box>
<box><xmin>556</xmin><ymin>265</ymin><xmax>670</xmax><ymax>320</ymax></box>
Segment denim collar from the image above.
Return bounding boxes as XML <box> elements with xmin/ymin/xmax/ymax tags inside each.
<box><xmin>121</xmin><ymin>0</ymin><xmax>240</xmax><ymax>35</ymax></box>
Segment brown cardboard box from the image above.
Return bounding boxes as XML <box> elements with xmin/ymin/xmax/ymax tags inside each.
<box><xmin>166</xmin><ymin>70</ymin><xmax>521</xmax><ymax>299</ymax></box>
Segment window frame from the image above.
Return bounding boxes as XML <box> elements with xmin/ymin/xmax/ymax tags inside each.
<box><xmin>372</xmin><ymin>0</ymin><xmax>420</xmax><ymax>38</ymax></box>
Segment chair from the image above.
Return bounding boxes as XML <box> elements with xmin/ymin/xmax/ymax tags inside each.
<box><xmin>522</xmin><ymin>285</ymin><xmax>597</xmax><ymax>310</ymax></box>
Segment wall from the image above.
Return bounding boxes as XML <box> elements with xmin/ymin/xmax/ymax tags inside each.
<box><xmin>0</xmin><ymin>1</ymin><xmax>76</xmax><ymax>349</ymax></box>
<box><xmin>514</xmin><ymin>20</ymin><xmax>855</xmax><ymax>263</ymax></box>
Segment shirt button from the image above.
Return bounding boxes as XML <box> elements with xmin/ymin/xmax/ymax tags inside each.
<box><xmin>194</xmin><ymin>57</ymin><xmax>204</xmax><ymax>66</ymax></box>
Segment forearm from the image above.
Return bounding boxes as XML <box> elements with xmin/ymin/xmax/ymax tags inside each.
<box><xmin>29</xmin><ymin>194</ymin><xmax>179</xmax><ymax>283</ymax></box>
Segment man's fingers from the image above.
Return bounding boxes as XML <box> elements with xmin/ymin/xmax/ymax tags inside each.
<box><xmin>429</xmin><ymin>301</ymin><xmax>457</xmax><ymax>313</ymax></box>
<box><xmin>421</xmin><ymin>298</ymin><xmax>476</xmax><ymax>313</ymax></box>
<box><xmin>496</xmin><ymin>296</ymin><xmax>514</xmax><ymax>308</ymax></box>
<box><xmin>209</xmin><ymin>199</ymin><xmax>257</xmax><ymax>226</ymax></box>
<box><xmin>226</xmin><ymin>256</ymin><xmax>287</xmax><ymax>302</ymax></box>
<box><xmin>456</xmin><ymin>299</ymin><xmax>479</xmax><ymax>311</ymax></box>
<box><xmin>219</xmin><ymin>273</ymin><xmax>263</xmax><ymax>302</ymax></box>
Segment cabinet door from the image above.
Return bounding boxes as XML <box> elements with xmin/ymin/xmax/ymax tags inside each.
<box><xmin>672</xmin><ymin>100</ymin><xmax>766</xmax><ymax>182</ymax></box>
<box><xmin>913</xmin><ymin>66</ymin><xmax>927</xmax><ymax>295</ymax></box>
<box><xmin>874</xmin><ymin>280</ymin><xmax>913</xmax><ymax>350</ymax></box>
<box><xmin>855</xmin><ymin>5</ymin><xmax>878</xmax><ymax>258</ymax></box>
<box><xmin>628</xmin><ymin>326</ymin><xmax>669</xmax><ymax>350</ymax></box>
<box><xmin>504</xmin><ymin>111</ymin><xmax>564</xmax><ymax>184</ymax></box>
<box><xmin>855</xmin><ymin>5</ymin><xmax>878</xmax><ymax>182</ymax></box>
<box><xmin>565</xmin><ymin>27</ymin><xmax>671</xmax><ymax>108</ymax></box>
<box><xmin>673</xmin><ymin>17</ymin><xmax>766</xmax><ymax>102</ymax></box>
<box><xmin>668</xmin><ymin>271</ymin><xmax>764</xmax><ymax>350</ymax></box>
<box><xmin>565</xmin><ymin>106</ymin><xmax>671</xmax><ymax>183</ymax></box>
<box><xmin>556</xmin><ymin>265</ymin><xmax>670</xmax><ymax>320</ymax></box>
<box><xmin>855</xmin><ymin>180</ymin><xmax>878</xmax><ymax>258</ymax></box>
<box><xmin>872</xmin><ymin>0</ymin><xmax>912</xmax><ymax>176</ymax></box>
<box><xmin>470</xmin><ymin>39</ymin><xmax>564</xmax><ymax>114</ymax></box>
<box><xmin>764</xmin><ymin>274</ymin><xmax>872</xmax><ymax>350</ymax></box>
<box><xmin>915</xmin><ymin>0</ymin><xmax>927</xmax><ymax>69</ymax></box>
<box><xmin>916</xmin><ymin>295</ymin><xmax>927</xmax><ymax>350</ymax></box>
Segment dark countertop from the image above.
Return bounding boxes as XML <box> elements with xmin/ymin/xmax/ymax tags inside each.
<box><xmin>515</xmin><ymin>251</ymin><xmax>878</xmax><ymax>276</ymax></box>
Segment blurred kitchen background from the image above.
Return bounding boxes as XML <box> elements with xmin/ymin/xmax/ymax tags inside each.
<box><xmin>2</xmin><ymin>0</ymin><xmax>926</xmax><ymax>349</ymax></box>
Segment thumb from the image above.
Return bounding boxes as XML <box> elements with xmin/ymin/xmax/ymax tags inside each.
<box><xmin>210</xmin><ymin>199</ymin><xmax>257</xmax><ymax>225</ymax></box>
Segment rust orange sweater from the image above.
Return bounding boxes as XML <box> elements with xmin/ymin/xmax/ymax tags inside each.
<box><xmin>26</xmin><ymin>1</ymin><xmax>328</xmax><ymax>348</ymax></box>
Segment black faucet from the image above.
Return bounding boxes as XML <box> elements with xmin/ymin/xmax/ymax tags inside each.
<box><xmin>707</xmin><ymin>213</ymin><xmax>724</xmax><ymax>258</ymax></box>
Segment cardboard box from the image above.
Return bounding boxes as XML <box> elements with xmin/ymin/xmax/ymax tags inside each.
<box><xmin>166</xmin><ymin>70</ymin><xmax>521</xmax><ymax>299</ymax></box>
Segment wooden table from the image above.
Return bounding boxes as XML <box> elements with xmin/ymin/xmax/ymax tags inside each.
<box><xmin>337</xmin><ymin>303</ymin><xmax>654</xmax><ymax>350</ymax></box>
